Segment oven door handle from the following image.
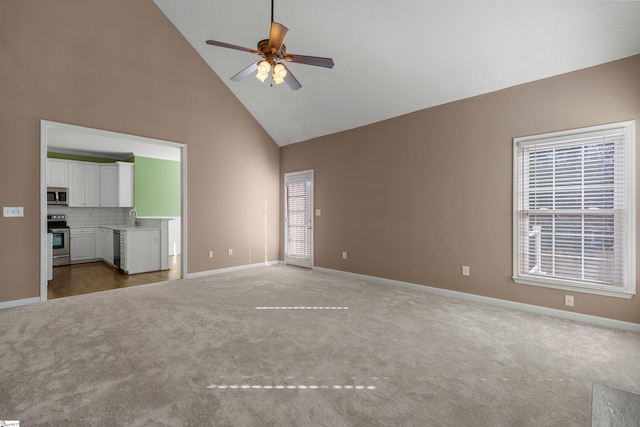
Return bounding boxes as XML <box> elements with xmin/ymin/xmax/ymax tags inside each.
<box><xmin>49</xmin><ymin>228</ymin><xmax>69</xmax><ymax>233</ymax></box>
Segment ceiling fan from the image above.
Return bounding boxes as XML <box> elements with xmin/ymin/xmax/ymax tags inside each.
<box><xmin>205</xmin><ymin>0</ymin><xmax>334</xmax><ymax>91</ymax></box>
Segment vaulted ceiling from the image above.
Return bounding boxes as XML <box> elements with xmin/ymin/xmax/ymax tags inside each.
<box><xmin>153</xmin><ymin>0</ymin><xmax>640</xmax><ymax>147</ymax></box>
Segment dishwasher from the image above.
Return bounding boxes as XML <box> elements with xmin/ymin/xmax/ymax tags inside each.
<box><xmin>113</xmin><ymin>230</ymin><xmax>121</xmax><ymax>270</ymax></box>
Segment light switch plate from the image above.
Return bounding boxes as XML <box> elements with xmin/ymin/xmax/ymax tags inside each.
<box><xmin>315</xmin><ymin>209</ymin><xmax>322</xmax><ymax>216</ymax></box>
<box><xmin>3</xmin><ymin>207</ymin><xmax>24</xmax><ymax>217</ymax></box>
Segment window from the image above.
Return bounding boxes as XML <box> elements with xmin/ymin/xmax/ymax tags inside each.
<box><xmin>513</xmin><ymin>121</ymin><xmax>636</xmax><ymax>298</ymax></box>
<box><xmin>286</xmin><ymin>180</ymin><xmax>310</xmax><ymax>259</ymax></box>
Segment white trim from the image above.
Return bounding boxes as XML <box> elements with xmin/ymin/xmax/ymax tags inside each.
<box><xmin>624</xmin><ymin>120</ymin><xmax>636</xmax><ymax>294</ymax></box>
<box><xmin>283</xmin><ymin>170</ymin><xmax>314</xmax><ymax>268</ymax></box>
<box><xmin>186</xmin><ymin>260</ymin><xmax>282</xmax><ymax>279</ymax></box>
<box><xmin>40</xmin><ymin>120</ymin><xmax>189</xmax><ymax>302</ymax></box>
<box><xmin>0</xmin><ymin>297</ymin><xmax>41</xmax><ymax>310</ymax></box>
<box><xmin>40</xmin><ymin>121</ymin><xmax>49</xmax><ymax>301</ymax></box>
<box><xmin>180</xmin><ymin>145</ymin><xmax>188</xmax><ymax>279</ymax></box>
<box><xmin>313</xmin><ymin>267</ymin><xmax>640</xmax><ymax>333</ymax></box>
<box><xmin>512</xmin><ymin>120</ymin><xmax>636</xmax><ymax>297</ymax></box>
<box><xmin>513</xmin><ymin>276</ymin><xmax>633</xmax><ymax>299</ymax></box>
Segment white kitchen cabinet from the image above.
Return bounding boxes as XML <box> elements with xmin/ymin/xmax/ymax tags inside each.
<box><xmin>46</xmin><ymin>159</ymin><xmax>68</xmax><ymax>187</ymax></box>
<box><xmin>95</xmin><ymin>228</ymin><xmax>114</xmax><ymax>265</ymax></box>
<box><xmin>70</xmin><ymin>228</ymin><xmax>95</xmax><ymax>262</ymax></box>
<box><xmin>69</xmin><ymin>162</ymin><xmax>100</xmax><ymax>207</ymax></box>
<box><xmin>117</xmin><ymin>162</ymin><xmax>134</xmax><ymax>207</ymax></box>
<box><xmin>137</xmin><ymin>218</ymin><xmax>173</xmax><ymax>269</ymax></box>
<box><xmin>95</xmin><ymin>229</ymin><xmax>104</xmax><ymax>260</ymax></box>
<box><xmin>100</xmin><ymin>165</ymin><xmax>118</xmax><ymax>207</ymax></box>
<box><xmin>100</xmin><ymin>162</ymin><xmax>134</xmax><ymax>207</ymax></box>
<box><xmin>68</xmin><ymin>163</ymin><xmax>83</xmax><ymax>206</ymax></box>
<box><xmin>120</xmin><ymin>229</ymin><xmax>160</xmax><ymax>274</ymax></box>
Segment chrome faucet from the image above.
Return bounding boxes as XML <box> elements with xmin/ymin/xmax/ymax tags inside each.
<box><xmin>129</xmin><ymin>208</ymin><xmax>140</xmax><ymax>226</ymax></box>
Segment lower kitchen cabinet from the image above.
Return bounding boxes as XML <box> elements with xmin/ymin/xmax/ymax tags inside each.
<box><xmin>70</xmin><ymin>228</ymin><xmax>95</xmax><ymax>262</ymax></box>
<box><xmin>120</xmin><ymin>229</ymin><xmax>160</xmax><ymax>274</ymax></box>
<box><xmin>95</xmin><ymin>228</ymin><xmax>114</xmax><ymax>266</ymax></box>
<box><xmin>69</xmin><ymin>226</ymin><xmax>160</xmax><ymax>273</ymax></box>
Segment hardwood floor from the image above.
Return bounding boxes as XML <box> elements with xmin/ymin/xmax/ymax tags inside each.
<box><xmin>48</xmin><ymin>255</ymin><xmax>182</xmax><ymax>299</ymax></box>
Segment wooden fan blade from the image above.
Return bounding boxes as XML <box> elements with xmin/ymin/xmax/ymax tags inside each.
<box><xmin>282</xmin><ymin>64</ymin><xmax>302</xmax><ymax>91</ymax></box>
<box><xmin>283</xmin><ymin>54</ymin><xmax>334</xmax><ymax>69</ymax></box>
<box><xmin>269</xmin><ymin>22</ymin><xmax>289</xmax><ymax>53</ymax></box>
<box><xmin>231</xmin><ymin>62</ymin><xmax>259</xmax><ymax>81</ymax></box>
<box><xmin>206</xmin><ymin>40</ymin><xmax>264</xmax><ymax>57</ymax></box>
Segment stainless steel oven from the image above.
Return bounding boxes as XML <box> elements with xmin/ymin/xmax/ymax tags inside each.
<box><xmin>48</xmin><ymin>214</ymin><xmax>70</xmax><ymax>266</ymax></box>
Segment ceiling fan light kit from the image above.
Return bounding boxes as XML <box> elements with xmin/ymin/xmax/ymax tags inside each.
<box><xmin>272</xmin><ymin>63</ymin><xmax>287</xmax><ymax>85</ymax></box>
<box><xmin>256</xmin><ymin>60</ymin><xmax>271</xmax><ymax>82</ymax></box>
<box><xmin>205</xmin><ymin>0</ymin><xmax>333</xmax><ymax>90</ymax></box>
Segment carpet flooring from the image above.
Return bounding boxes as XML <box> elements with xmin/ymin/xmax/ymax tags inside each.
<box><xmin>1</xmin><ymin>265</ymin><xmax>639</xmax><ymax>426</ymax></box>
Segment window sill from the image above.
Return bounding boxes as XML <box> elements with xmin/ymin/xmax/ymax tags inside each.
<box><xmin>513</xmin><ymin>275</ymin><xmax>634</xmax><ymax>299</ymax></box>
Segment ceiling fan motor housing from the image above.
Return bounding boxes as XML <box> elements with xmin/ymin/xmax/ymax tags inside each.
<box><xmin>258</xmin><ymin>39</ymin><xmax>285</xmax><ymax>65</ymax></box>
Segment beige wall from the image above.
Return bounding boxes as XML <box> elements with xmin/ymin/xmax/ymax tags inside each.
<box><xmin>2</xmin><ymin>1</ymin><xmax>638</xmax><ymax>325</ymax></box>
<box><xmin>281</xmin><ymin>55</ymin><xmax>640</xmax><ymax>324</ymax></box>
<box><xmin>0</xmin><ymin>0</ymin><xmax>280</xmax><ymax>302</ymax></box>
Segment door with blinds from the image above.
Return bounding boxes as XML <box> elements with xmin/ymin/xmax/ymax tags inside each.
<box><xmin>284</xmin><ymin>170</ymin><xmax>313</xmax><ymax>268</ymax></box>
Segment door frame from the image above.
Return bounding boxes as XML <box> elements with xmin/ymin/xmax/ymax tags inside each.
<box><xmin>39</xmin><ymin>120</ymin><xmax>188</xmax><ymax>301</ymax></box>
<box><xmin>284</xmin><ymin>170</ymin><xmax>314</xmax><ymax>268</ymax></box>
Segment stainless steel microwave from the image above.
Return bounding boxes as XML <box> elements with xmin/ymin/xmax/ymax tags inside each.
<box><xmin>47</xmin><ymin>187</ymin><xmax>68</xmax><ymax>205</ymax></box>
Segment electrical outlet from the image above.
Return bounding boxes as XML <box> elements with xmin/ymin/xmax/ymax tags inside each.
<box><xmin>228</xmin><ymin>249</ymin><xmax>233</xmax><ymax>256</ymax></box>
<box><xmin>565</xmin><ymin>295</ymin><xmax>574</xmax><ymax>307</ymax></box>
<box><xmin>208</xmin><ymin>251</ymin><xmax>213</xmax><ymax>258</ymax></box>
<box><xmin>342</xmin><ymin>251</ymin><xmax>347</xmax><ymax>259</ymax></box>
<box><xmin>462</xmin><ymin>265</ymin><xmax>470</xmax><ymax>276</ymax></box>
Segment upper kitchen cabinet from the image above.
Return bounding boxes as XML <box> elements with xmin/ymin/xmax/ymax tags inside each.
<box><xmin>46</xmin><ymin>159</ymin><xmax>68</xmax><ymax>187</ymax></box>
<box><xmin>100</xmin><ymin>162</ymin><xmax>134</xmax><ymax>207</ymax></box>
<box><xmin>69</xmin><ymin>162</ymin><xmax>100</xmax><ymax>207</ymax></box>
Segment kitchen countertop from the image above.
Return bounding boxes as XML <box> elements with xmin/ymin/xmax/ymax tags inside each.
<box><xmin>137</xmin><ymin>217</ymin><xmax>176</xmax><ymax>220</ymax></box>
<box><xmin>69</xmin><ymin>225</ymin><xmax>161</xmax><ymax>231</ymax></box>
<box><xmin>102</xmin><ymin>225</ymin><xmax>161</xmax><ymax>231</ymax></box>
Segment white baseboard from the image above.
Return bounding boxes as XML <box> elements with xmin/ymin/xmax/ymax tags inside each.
<box><xmin>0</xmin><ymin>296</ymin><xmax>41</xmax><ymax>310</ymax></box>
<box><xmin>313</xmin><ymin>267</ymin><xmax>640</xmax><ymax>333</ymax></box>
<box><xmin>187</xmin><ymin>260</ymin><xmax>282</xmax><ymax>279</ymax></box>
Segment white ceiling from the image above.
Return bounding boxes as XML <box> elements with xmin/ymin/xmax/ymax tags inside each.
<box><xmin>154</xmin><ymin>0</ymin><xmax>640</xmax><ymax>147</ymax></box>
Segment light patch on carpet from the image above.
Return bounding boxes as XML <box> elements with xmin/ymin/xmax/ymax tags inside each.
<box><xmin>476</xmin><ymin>377</ymin><xmax>578</xmax><ymax>383</ymax></box>
<box><xmin>255</xmin><ymin>306</ymin><xmax>349</xmax><ymax>310</ymax></box>
<box><xmin>206</xmin><ymin>384</ymin><xmax>376</xmax><ymax>390</ymax></box>
<box><xmin>207</xmin><ymin>375</ymin><xmax>384</xmax><ymax>391</ymax></box>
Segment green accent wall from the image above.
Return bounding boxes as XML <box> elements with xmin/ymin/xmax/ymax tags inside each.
<box><xmin>134</xmin><ymin>156</ymin><xmax>180</xmax><ymax>216</ymax></box>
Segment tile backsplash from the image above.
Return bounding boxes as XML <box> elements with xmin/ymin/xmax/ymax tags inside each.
<box><xmin>48</xmin><ymin>206</ymin><xmax>136</xmax><ymax>227</ymax></box>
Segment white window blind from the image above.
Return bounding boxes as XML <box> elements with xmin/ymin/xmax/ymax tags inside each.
<box><xmin>513</xmin><ymin>121</ymin><xmax>635</xmax><ymax>297</ymax></box>
<box><xmin>286</xmin><ymin>181</ymin><xmax>309</xmax><ymax>259</ymax></box>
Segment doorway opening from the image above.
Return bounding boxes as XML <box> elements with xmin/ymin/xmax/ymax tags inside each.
<box><xmin>40</xmin><ymin>120</ymin><xmax>188</xmax><ymax>301</ymax></box>
<box><xmin>284</xmin><ymin>170</ymin><xmax>313</xmax><ymax>268</ymax></box>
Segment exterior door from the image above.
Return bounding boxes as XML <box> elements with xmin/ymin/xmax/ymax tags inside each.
<box><xmin>284</xmin><ymin>170</ymin><xmax>313</xmax><ymax>268</ymax></box>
